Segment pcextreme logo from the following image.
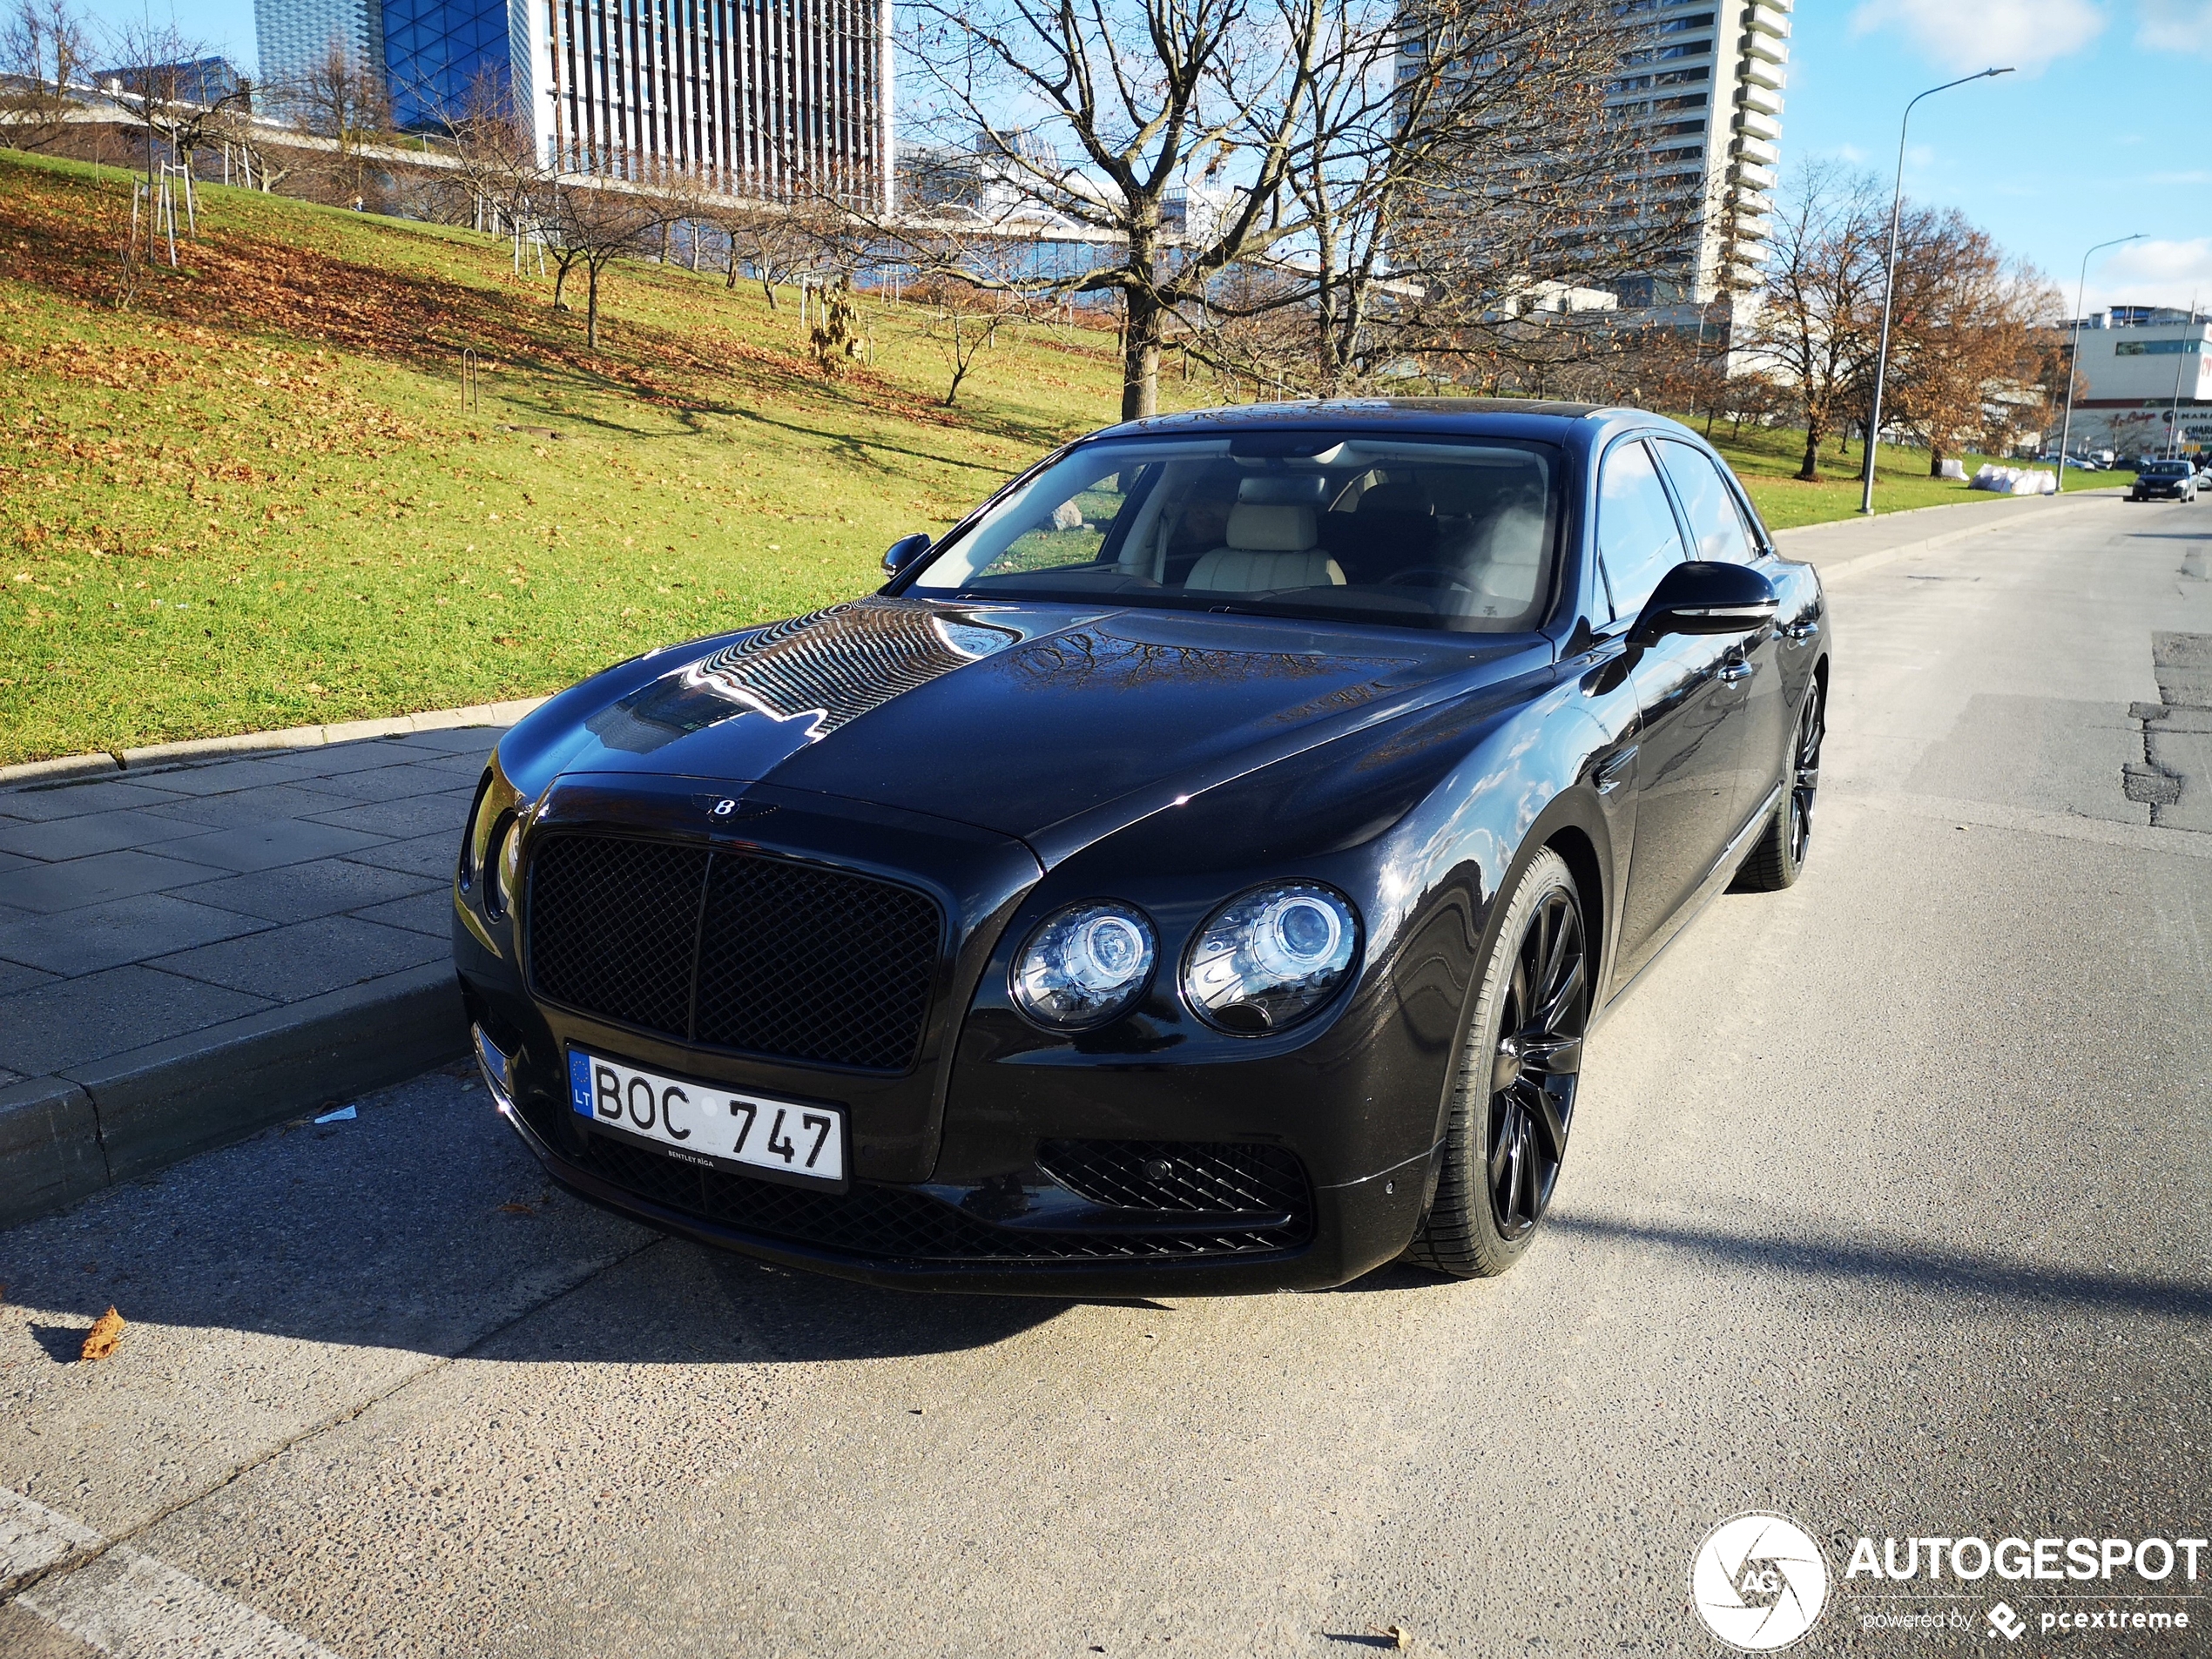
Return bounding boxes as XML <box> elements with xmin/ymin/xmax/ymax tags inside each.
<box><xmin>1690</xmin><ymin>1513</ymin><xmax>1831</xmax><ymax>1651</ymax></box>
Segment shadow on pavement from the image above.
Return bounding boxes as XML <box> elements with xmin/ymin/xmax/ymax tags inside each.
<box><xmin>0</xmin><ymin>1070</ymin><xmax>1069</xmax><ymax>1367</ymax></box>
<box><xmin>1548</xmin><ymin>1213</ymin><xmax>2212</xmax><ymax>1319</ymax></box>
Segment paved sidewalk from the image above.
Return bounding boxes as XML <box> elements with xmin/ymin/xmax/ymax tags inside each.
<box><xmin>0</xmin><ymin>728</ymin><xmax>498</xmax><ymax>1220</ymax></box>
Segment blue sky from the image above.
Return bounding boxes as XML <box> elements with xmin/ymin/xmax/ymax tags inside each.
<box><xmin>91</xmin><ymin>0</ymin><xmax>2212</xmax><ymax>314</ymax></box>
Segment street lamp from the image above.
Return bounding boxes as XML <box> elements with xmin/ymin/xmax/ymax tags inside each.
<box><xmin>2054</xmin><ymin>233</ymin><xmax>2144</xmax><ymax>481</ymax></box>
<box><xmin>1859</xmin><ymin>66</ymin><xmax>2013</xmax><ymax>516</ymax></box>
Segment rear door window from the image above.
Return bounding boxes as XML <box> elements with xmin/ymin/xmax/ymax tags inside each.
<box><xmin>1655</xmin><ymin>440</ymin><xmax>1755</xmax><ymax>565</ymax></box>
<box><xmin>1596</xmin><ymin>439</ymin><xmax>1688</xmax><ymax>619</ymax></box>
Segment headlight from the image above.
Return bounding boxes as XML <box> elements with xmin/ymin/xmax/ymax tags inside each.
<box><xmin>460</xmin><ymin>765</ymin><xmax>523</xmax><ymax>914</ymax></box>
<box><xmin>1011</xmin><ymin>901</ymin><xmax>1158</xmax><ymax>1029</ymax></box>
<box><xmin>1183</xmin><ymin>883</ymin><xmax>1359</xmax><ymax>1034</ymax></box>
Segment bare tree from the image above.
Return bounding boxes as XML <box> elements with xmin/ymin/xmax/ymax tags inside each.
<box><xmin>705</xmin><ymin>196</ymin><xmax>835</xmax><ymax>311</ymax></box>
<box><xmin>281</xmin><ymin>35</ymin><xmax>388</xmax><ymax>204</ymax></box>
<box><xmin>901</xmin><ymin>0</ymin><xmax>1354</xmax><ymax>419</ymax></box>
<box><xmin>444</xmin><ymin>67</ymin><xmax>548</xmax><ymax>233</ymax></box>
<box><xmin>1738</xmin><ymin>162</ymin><xmax>1889</xmax><ymax>482</ymax></box>
<box><xmin>0</xmin><ymin>0</ymin><xmax>88</xmax><ymax>152</ymax></box>
<box><xmin>543</xmin><ymin>159</ymin><xmax>676</xmax><ymax>347</ymax></box>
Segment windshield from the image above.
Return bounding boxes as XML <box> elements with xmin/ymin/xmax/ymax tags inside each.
<box><xmin>2143</xmin><ymin>462</ymin><xmax>2190</xmax><ymax>476</ymax></box>
<box><xmin>905</xmin><ymin>433</ymin><xmax>1562</xmax><ymax>631</ymax></box>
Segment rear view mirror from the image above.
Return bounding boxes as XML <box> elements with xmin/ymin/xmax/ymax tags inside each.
<box><xmin>881</xmin><ymin>533</ymin><xmax>934</xmax><ymax>577</ymax></box>
<box><xmin>1631</xmin><ymin>561</ymin><xmax>1778</xmax><ymax>644</ymax></box>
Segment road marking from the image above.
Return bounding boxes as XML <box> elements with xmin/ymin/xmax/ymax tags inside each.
<box><xmin>3</xmin><ymin>1488</ymin><xmax>339</xmax><ymax>1659</ymax></box>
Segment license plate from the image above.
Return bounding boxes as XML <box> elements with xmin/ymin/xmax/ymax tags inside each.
<box><xmin>567</xmin><ymin>1049</ymin><xmax>846</xmax><ymax>1189</ymax></box>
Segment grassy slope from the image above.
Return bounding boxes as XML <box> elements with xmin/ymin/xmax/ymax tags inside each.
<box><xmin>0</xmin><ymin>151</ymin><xmax>1150</xmax><ymax>764</ymax></box>
<box><xmin>0</xmin><ymin>148</ymin><xmax>2096</xmax><ymax>763</ymax></box>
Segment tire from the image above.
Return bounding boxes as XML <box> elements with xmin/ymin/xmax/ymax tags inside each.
<box><xmin>1731</xmin><ymin>680</ymin><xmax>1824</xmax><ymax>894</ymax></box>
<box><xmin>1406</xmin><ymin>847</ymin><xmax>1589</xmax><ymax>1279</ymax></box>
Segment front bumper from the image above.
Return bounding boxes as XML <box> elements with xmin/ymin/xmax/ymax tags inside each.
<box><xmin>481</xmin><ymin>1037</ymin><xmax>1434</xmax><ymax>1295</ymax></box>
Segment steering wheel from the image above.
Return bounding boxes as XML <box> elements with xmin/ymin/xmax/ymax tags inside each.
<box><xmin>1380</xmin><ymin>565</ymin><xmax>1479</xmax><ymax>595</ymax></box>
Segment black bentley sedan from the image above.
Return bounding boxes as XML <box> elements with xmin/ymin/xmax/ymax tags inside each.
<box><xmin>455</xmin><ymin>401</ymin><xmax>1827</xmax><ymax>1292</ymax></box>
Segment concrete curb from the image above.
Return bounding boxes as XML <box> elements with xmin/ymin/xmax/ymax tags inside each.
<box><xmin>1777</xmin><ymin>489</ymin><xmax>2122</xmax><ymax>583</ymax></box>
<box><xmin>0</xmin><ymin>962</ymin><xmax>469</xmax><ymax>1229</ymax></box>
<box><xmin>0</xmin><ymin>698</ymin><xmax>551</xmax><ymax>790</ymax></box>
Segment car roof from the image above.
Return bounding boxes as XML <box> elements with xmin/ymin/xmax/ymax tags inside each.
<box><xmin>1090</xmin><ymin>397</ymin><xmax>1702</xmax><ymax>455</ymax></box>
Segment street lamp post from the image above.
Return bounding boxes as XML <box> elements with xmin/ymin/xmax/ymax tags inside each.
<box><xmin>2054</xmin><ymin>234</ymin><xmax>2144</xmax><ymax>481</ymax></box>
<box><xmin>1859</xmin><ymin>67</ymin><xmax>2013</xmax><ymax>516</ymax></box>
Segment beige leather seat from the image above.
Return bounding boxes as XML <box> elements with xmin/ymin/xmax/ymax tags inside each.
<box><xmin>1184</xmin><ymin>503</ymin><xmax>1346</xmax><ymax>592</ymax></box>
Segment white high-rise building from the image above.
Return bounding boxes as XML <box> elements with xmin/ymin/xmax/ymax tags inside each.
<box><xmin>1608</xmin><ymin>0</ymin><xmax>1789</xmax><ymax>313</ymax></box>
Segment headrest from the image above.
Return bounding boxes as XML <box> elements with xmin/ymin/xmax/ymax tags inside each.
<box><xmin>1225</xmin><ymin>502</ymin><xmax>1317</xmax><ymax>552</ymax></box>
<box><xmin>1358</xmin><ymin>482</ymin><xmax>1433</xmax><ymax>517</ymax></box>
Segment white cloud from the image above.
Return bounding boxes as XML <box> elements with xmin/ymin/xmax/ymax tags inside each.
<box><xmin>2139</xmin><ymin>0</ymin><xmax>2212</xmax><ymax>53</ymax></box>
<box><xmin>1850</xmin><ymin>0</ymin><xmax>2107</xmax><ymax>75</ymax></box>
<box><xmin>2086</xmin><ymin>238</ymin><xmax>2212</xmax><ymax>313</ymax></box>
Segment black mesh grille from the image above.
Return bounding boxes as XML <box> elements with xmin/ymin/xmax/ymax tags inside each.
<box><xmin>525</xmin><ymin>833</ymin><xmax>940</xmax><ymax>1072</ymax></box>
<box><xmin>1035</xmin><ymin>1140</ymin><xmax>1310</xmax><ymax>1219</ymax></box>
<box><xmin>695</xmin><ymin>855</ymin><xmax>939</xmax><ymax>1070</ymax></box>
<box><xmin>529</xmin><ymin>837</ymin><xmax>708</xmax><ymax>1037</ymax></box>
<box><xmin>517</xmin><ymin>1098</ymin><xmax>1311</xmax><ymax>1263</ymax></box>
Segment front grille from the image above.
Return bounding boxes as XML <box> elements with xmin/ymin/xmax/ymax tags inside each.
<box><xmin>1035</xmin><ymin>1139</ymin><xmax>1310</xmax><ymax>1220</ymax></box>
<box><xmin>517</xmin><ymin>1097</ymin><xmax>1312</xmax><ymax>1262</ymax></box>
<box><xmin>527</xmin><ymin>833</ymin><xmax>940</xmax><ymax>1072</ymax></box>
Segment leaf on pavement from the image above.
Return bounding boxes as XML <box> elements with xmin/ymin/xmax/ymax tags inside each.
<box><xmin>496</xmin><ymin>1202</ymin><xmax>536</xmax><ymax>1216</ymax></box>
<box><xmin>79</xmin><ymin>1306</ymin><xmax>125</xmax><ymax>1361</ymax></box>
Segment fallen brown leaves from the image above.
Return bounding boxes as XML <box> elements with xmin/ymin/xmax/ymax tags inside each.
<box><xmin>79</xmin><ymin>1305</ymin><xmax>125</xmax><ymax>1361</ymax></box>
<box><xmin>0</xmin><ymin>157</ymin><xmax>972</xmax><ymax>434</ymax></box>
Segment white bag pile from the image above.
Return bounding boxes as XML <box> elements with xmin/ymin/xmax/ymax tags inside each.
<box><xmin>1938</xmin><ymin>459</ymin><xmax>1967</xmax><ymax>481</ymax></box>
<box><xmin>1969</xmin><ymin>464</ymin><xmax>2058</xmax><ymax>496</ymax></box>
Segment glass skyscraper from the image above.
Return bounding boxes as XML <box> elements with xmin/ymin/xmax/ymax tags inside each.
<box><xmin>253</xmin><ymin>0</ymin><xmax>892</xmax><ymax>209</ymax></box>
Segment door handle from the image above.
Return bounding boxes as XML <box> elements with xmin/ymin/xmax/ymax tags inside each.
<box><xmin>1782</xmin><ymin>618</ymin><xmax>1819</xmax><ymax>642</ymax></box>
<box><xmin>1717</xmin><ymin>657</ymin><xmax>1754</xmax><ymax>685</ymax></box>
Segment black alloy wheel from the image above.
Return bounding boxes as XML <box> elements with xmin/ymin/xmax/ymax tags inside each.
<box><xmin>1407</xmin><ymin>846</ymin><xmax>1589</xmax><ymax>1278</ymax></box>
<box><xmin>1732</xmin><ymin>683</ymin><xmax>1824</xmax><ymax>893</ymax></box>
<box><xmin>1784</xmin><ymin>687</ymin><xmax>1823</xmax><ymax>867</ymax></box>
<box><xmin>1486</xmin><ymin>882</ymin><xmax>1587</xmax><ymax>1240</ymax></box>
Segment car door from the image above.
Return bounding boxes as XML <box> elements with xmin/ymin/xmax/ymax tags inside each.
<box><xmin>1653</xmin><ymin>438</ymin><xmax>1786</xmax><ymax>833</ymax></box>
<box><xmin>1598</xmin><ymin>436</ymin><xmax>1750</xmax><ymax>983</ymax></box>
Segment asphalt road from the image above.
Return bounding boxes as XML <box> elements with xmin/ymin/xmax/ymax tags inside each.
<box><xmin>3</xmin><ymin>497</ymin><xmax>2209</xmax><ymax>1658</ymax></box>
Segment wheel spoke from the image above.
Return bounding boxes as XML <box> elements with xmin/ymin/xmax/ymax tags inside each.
<box><xmin>1527</xmin><ymin>1081</ymin><xmax>1569</xmax><ymax>1161</ymax></box>
<box><xmin>1488</xmin><ymin>1098</ymin><xmax>1519</xmax><ymax>1189</ymax></box>
<box><xmin>1538</xmin><ymin>901</ymin><xmax>1577</xmax><ymax>1001</ymax></box>
<box><xmin>1517</xmin><ymin>1032</ymin><xmax>1583</xmax><ymax>1076</ymax></box>
<box><xmin>1532</xmin><ymin>957</ymin><xmax>1586</xmax><ymax>1033</ymax></box>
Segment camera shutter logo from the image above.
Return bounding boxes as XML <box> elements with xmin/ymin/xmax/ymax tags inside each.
<box><xmin>1689</xmin><ymin>1513</ymin><xmax>1830</xmax><ymax>1651</ymax></box>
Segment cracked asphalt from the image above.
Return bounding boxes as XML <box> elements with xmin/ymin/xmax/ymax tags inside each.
<box><xmin>2</xmin><ymin>497</ymin><xmax>2208</xmax><ymax>1657</ymax></box>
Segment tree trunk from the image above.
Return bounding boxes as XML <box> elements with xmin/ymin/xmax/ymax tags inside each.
<box><xmin>586</xmin><ymin>261</ymin><xmax>601</xmax><ymax>348</ymax></box>
<box><xmin>1927</xmin><ymin>442</ymin><xmax>1946</xmax><ymax>477</ymax></box>
<box><xmin>1797</xmin><ymin>421</ymin><xmax>1824</xmax><ymax>483</ymax></box>
<box><xmin>726</xmin><ymin>245</ymin><xmax>739</xmax><ymax>290</ymax></box>
<box><xmin>1120</xmin><ymin>289</ymin><xmax>1163</xmax><ymax>421</ymax></box>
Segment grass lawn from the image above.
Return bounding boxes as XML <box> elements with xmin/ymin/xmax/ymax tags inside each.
<box><xmin>0</xmin><ymin>151</ymin><xmax>1157</xmax><ymax>765</ymax></box>
<box><xmin>0</xmin><ymin>148</ymin><xmax>2114</xmax><ymax>765</ymax></box>
<box><xmin>1704</xmin><ymin>419</ymin><xmax>2123</xmax><ymax>531</ymax></box>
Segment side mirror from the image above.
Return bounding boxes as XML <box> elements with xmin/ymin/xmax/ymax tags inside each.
<box><xmin>880</xmin><ymin>532</ymin><xmax>934</xmax><ymax>577</ymax></box>
<box><xmin>1630</xmin><ymin>561</ymin><xmax>1778</xmax><ymax>645</ymax></box>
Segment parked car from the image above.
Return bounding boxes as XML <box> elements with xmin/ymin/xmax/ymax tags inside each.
<box><xmin>2130</xmin><ymin>460</ymin><xmax>2200</xmax><ymax>502</ymax></box>
<box><xmin>455</xmin><ymin>401</ymin><xmax>1829</xmax><ymax>1291</ymax></box>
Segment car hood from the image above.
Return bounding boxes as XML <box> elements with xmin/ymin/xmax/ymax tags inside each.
<box><xmin>529</xmin><ymin>596</ymin><xmax>1548</xmax><ymax>857</ymax></box>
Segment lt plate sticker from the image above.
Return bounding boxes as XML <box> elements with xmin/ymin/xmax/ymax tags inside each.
<box><xmin>566</xmin><ymin>1050</ymin><xmax>846</xmax><ymax>1186</ymax></box>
